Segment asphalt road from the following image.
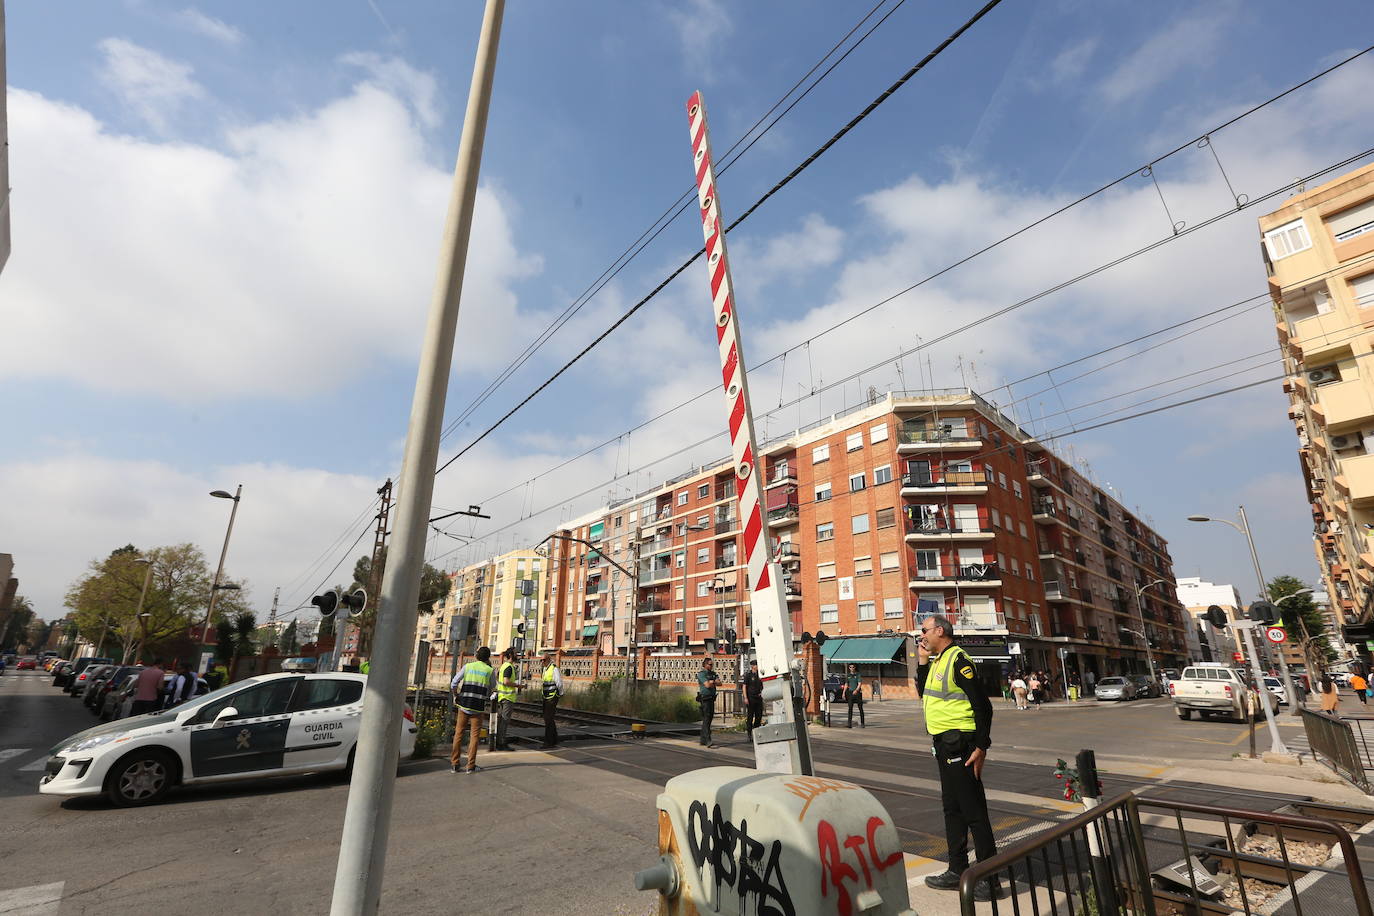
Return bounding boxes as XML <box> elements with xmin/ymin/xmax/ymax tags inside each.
<box><xmin>0</xmin><ymin>671</ymin><xmax>1340</xmax><ymax>915</ymax></box>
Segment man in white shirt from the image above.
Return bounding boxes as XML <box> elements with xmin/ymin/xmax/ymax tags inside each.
<box><xmin>165</xmin><ymin>662</ymin><xmax>199</xmax><ymax>707</ymax></box>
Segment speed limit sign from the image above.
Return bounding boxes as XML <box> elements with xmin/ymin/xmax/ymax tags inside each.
<box><xmin>1265</xmin><ymin>626</ymin><xmax>1287</xmax><ymax>644</ymax></box>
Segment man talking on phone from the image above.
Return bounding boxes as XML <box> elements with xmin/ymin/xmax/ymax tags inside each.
<box><xmin>915</xmin><ymin>613</ymin><xmax>1001</xmax><ymax>901</ymax></box>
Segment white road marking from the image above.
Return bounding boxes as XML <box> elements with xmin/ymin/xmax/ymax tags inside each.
<box><xmin>0</xmin><ymin>882</ymin><xmax>63</xmax><ymax>915</ymax></box>
<box><xmin>0</xmin><ymin>749</ymin><xmax>29</xmax><ymax>765</ymax></box>
<box><xmin>18</xmin><ymin>756</ymin><xmax>48</xmax><ymax>772</ymax></box>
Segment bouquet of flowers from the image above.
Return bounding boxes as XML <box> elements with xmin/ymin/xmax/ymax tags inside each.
<box><xmin>1052</xmin><ymin>758</ymin><xmax>1104</xmax><ymax>802</ymax></box>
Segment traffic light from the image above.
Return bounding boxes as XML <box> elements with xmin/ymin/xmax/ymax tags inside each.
<box><xmin>519</xmin><ymin>579</ymin><xmax>536</xmax><ymax>597</ymax></box>
<box><xmin>1248</xmin><ymin>601</ymin><xmax>1280</xmax><ymax>625</ymax></box>
<box><xmin>311</xmin><ymin>589</ymin><xmax>340</xmax><ymax>617</ymax></box>
<box><xmin>516</xmin><ymin>621</ymin><xmax>526</xmax><ymax>635</ymax></box>
<box><xmin>1203</xmin><ymin>605</ymin><xmax>1229</xmax><ymax>628</ymax></box>
<box><xmin>341</xmin><ymin>588</ymin><xmax>366</xmax><ymax>617</ymax></box>
<box><xmin>725</xmin><ymin>627</ymin><xmax>737</xmax><ymax>653</ymax></box>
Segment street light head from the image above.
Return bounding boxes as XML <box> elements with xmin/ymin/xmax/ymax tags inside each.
<box><xmin>210</xmin><ymin>490</ymin><xmax>235</xmax><ymax>500</ymax></box>
<box><xmin>213</xmin><ymin>583</ymin><xmax>241</xmax><ymax>591</ymax></box>
<box><xmin>134</xmin><ymin>557</ymin><xmax>152</xmax><ymax>565</ymax></box>
<box><xmin>1186</xmin><ymin>515</ymin><xmax>1211</xmax><ymax>523</ymax></box>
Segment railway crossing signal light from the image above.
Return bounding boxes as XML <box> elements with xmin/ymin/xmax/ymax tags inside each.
<box><xmin>311</xmin><ymin>589</ymin><xmax>340</xmax><ymax>617</ymax></box>
<box><xmin>1248</xmin><ymin>601</ymin><xmax>1280</xmax><ymax>625</ymax></box>
<box><xmin>1203</xmin><ymin>605</ymin><xmax>1228</xmax><ymax>627</ymax></box>
<box><xmin>341</xmin><ymin>588</ymin><xmax>366</xmax><ymax>617</ymax></box>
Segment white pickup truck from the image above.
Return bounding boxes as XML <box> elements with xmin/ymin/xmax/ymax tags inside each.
<box><xmin>1169</xmin><ymin>663</ymin><xmax>1278</xmax><ymax>722</ymax></box>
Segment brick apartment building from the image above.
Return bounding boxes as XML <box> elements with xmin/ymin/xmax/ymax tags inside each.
<box><xmin>540</xmin><ymin>389</ymin><xmax>1189</xmax><ymax>687</ymax></box>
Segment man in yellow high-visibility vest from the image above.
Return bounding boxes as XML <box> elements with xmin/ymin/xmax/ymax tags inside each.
<box><xmin>916</xmin><ymin>613</ymin><xmax>1001</xmax><ymax>901</ymax></box>
<box><xmin>493</xmin><ymin>647</ymin><xmax>518</xmax><ymax>751</ymax></box>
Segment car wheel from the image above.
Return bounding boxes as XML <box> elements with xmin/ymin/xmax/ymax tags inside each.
<box><xmin>107</xmin><ymin>750</ymin><xmax>176</xmax><ymax>807</ymax></box>
<box><xmin>1178</xmin><ymin>709</ymin><xmax>1191</xmax><ymax>720</ymax></box>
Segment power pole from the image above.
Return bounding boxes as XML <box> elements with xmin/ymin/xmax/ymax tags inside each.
<box><xmin>357</xmin><ymin>479</ymin><xmax>394</xmax><ymax>660</ymax></box>
<box><xmin>329</xmin><ymin>1</ymin><xmax>505</xmax><ymax>911</ymax></box>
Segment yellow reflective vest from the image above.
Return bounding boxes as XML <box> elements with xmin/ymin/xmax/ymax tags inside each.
<box><xmin>923</xmin><ymin>645</ymin><xmax>977</xmax><ymax>735</ymax></box>
<box><xmin>455</xmin><ymin>661</ymin><xmax>494</xmax><ymax>715</ymax></box>
<box><xmin>495</xmin><ymin>661</ymin><xmax>517</xmax><ymax>702</ymax></box>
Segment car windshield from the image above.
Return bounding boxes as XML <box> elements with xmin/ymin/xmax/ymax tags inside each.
<box><xmin>1098</xmin><ymin>678</ymin><xmax>1126</xmax><ymax>686</ymax></box>
<box><xmin>1264</xmin><ymin>678</ymin><xmax>1282</xmax><ymax>687</ymax></box>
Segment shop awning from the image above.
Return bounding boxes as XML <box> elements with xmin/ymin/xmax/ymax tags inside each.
<box><xmin>581</xmin><ymin>624</ymin><xmax>599</xmax><ymax>637</ymax></box>
<box><xmin>820</xmin><ymin>636</ymin><xmax>905</xmax><ymax>664</ymax></box>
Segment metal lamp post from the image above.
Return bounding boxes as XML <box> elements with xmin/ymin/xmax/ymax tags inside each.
<box><xmin>1276</xmin><ymin>588</ymin><xmax>1316</xmax><ymax>694</ymax></box>
<box><xmin>1132</xmin><ymin>578</ymin><xmax>1169</xmax><ymax>679</ymax></box>
<box><xmin>199</xmin><ymin>486</ymin><xmax>242</xmax><ymax>657</ymax></box>
<box><xmin>1188</xmin><ymin>507</ymin><xmax>1299</xmax><ymax>713</ymax></box>
<box><xmin>680</xmin><ymin>523</ymin><xmax>710</xmax><ymax>654</ymax></box>
<box><xmin>127</xmin><ymin>558</ymin><xmax>154</xmax><ymax>663</ymax></box>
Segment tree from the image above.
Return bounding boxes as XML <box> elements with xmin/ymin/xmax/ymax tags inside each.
<box><xmin>214</xmin><ymin>615</ymin><xmax>236</xmax><ymax>663</ymax></box>
<box><xmin>0</xmin><ymin>595</ymin><xmax>36</xmax><ymax>652</ymax></box>
<box><xmin>1267</xmin><ymin>575</ymin><xmax>1332</xmax><ymax>672</ymax></box>
<box><xmin>233</xmin><ymin>612</ymin><xmax>257</xmax><ymax>658</ymax></box>
<box><xmin>280</xmin><ymin>619</ymin><xmax>299</xmax><ymax>654</ymax></box>
<box><xmin>349</xmin><ymin>548</ymin><xmax>448</xmax><ymax>654</ymax></box>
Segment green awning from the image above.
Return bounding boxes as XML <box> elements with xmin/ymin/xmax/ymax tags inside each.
<box><xmin>581</xmin><ymin>624</ymin><xmax>600</xmax><ymax>637</ymax></box>
<box><xmin>821</xmin><ymin>636</ymin><xmax>905</xmax><ymax>664</ymax></box>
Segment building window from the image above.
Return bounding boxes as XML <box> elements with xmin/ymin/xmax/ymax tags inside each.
<box><xmin>846</xmin><ymin>431</ymin><xmax>863</xmax><ymax>452</ymax></box>
<box><xmin>675</xmin><ymin>618</ymin><xmax>685</xmax><ymax>632</ymax></box>
<box><xmin>696</xmin><ymin>547</ymin><xmax>710</xmax><ymax>564</ymax></box>
<box><xmin>1327</xmin><ymin>198</ymin><xmax>1374</xmax><ymax>242</ymax></box>
<box><xmin>815</xmin><ymin>481</ymin><xmax>832</xmax><ymax>502</ymax></box>
<box><xmin>1013</xmin><ymin>481</ymin><xmax>1023</xmax><ymax>499</ymax></box>
<box><xmin>818</xmin><ymin>562</ymin><xmax>836</xmax><ymax>580</ymax></box>
<box><xmin>998</xmin><ymin>472</ymin><xmax>1008</xmax><ymax>489</ymax></box>
<box><xmin>916</xmin><ymin>549</ymin><xmax>940</xmax><ymax>578</ymax></box>
<box><xmin>698</xmin><ymin>484</ymin><xmax>709</xmax><ymax>499</ymax></box>
<box><xmin>1264</xmin><ymin>218</ymin><xmax>1312</xmax><ymax>260</ymax></box>
<box><xmin>817</xmin><ymin>522</ymin><xmax>835</xmax><ymax>541</ymax></box>
<box><xmin>880</xmin><ymin>551</ymin><xmax>899</xmax><ymax>571</ymax></box>
<box><xmin>1025</xmin><ymin>563</ymin><xmax>1035</xmax><ymax>582</ymax></box>
<box><xmin>697</xmin><ymin>616</ymin><xmax>710</xmax><ymax>631</ymax></box>
<box><xmin>1019</xmin><ymin>522</ymin><xmax>1028</xmax><ymax>539</ymax></box>
<box><xmin>991</xmin><ymin>508</ymin><xmax>1001</xmax><ymax>527</ymax></box>
<box><xmin>873</xmin><ymin>465</ymin><xmax>893</xmax><ymax>485</ymax></box>
<box><xmin>876</xmin><ymin>507</ymin><xmax>896</xmax><ymax>529</ymax></box>
<box><xmin>675</xmin><ymin>586</ymin><xmax>685</xmax><ymax>601</ymax></box>
<box><xmin>678</xmin><ymin>491</ymin><xmax>689</xmax><ymax>506</ymax></box>
<box><xmin>851</xmin><ymin>513</ymin><xmax>870</xmax><ymax>535</ymax></box>
<box><xmin>883</xmin><ymin>597</ymin><xmax>904</xmax><ymax>618</ymax></box>
<box><xmin>857</xmin><ymin>600</ymin><xmax>876</xmax><ymax>621</ymax></box>
<box><xmin>813</xmin><ymin>444</ymin><xmax>830</xmax><ymax>463</ymax></box>
<box><xmin>870</xmin><ymin>423</ymin><xmax>889</xmax><ymax>444</ymax></box>
<box><xmin>854</xmin><ymin>556</ymin><xmax>873</xmax><ymax>577</ymax></box>
<box><xmin>1011</xmin><ymin>558</ymin><xmax>1020</xmax><ymax>576</ymax></box>
<box><xmin>849</xmin><ymin>472</ymin><xmax>866</xmax><ymax>492</ymax></box>
<box><xmin>820</xmin><ymin>603</ymin><xmax>839</xmax><ymax>624</ymax></box>
<box><xmin>1351</xmin><ymin>273</ymin><xmax>1374</xmax><ymax>310</ymax></box>
<box><xmin>838</xmin><ymin>577</ymin><xmax>854</xmax><ymax>600</ymax></box>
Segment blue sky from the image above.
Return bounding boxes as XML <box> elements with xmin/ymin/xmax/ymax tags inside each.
<box><xmin>3</xmin><ymin>0</ymin><xmax>1374</xmax><ymax>623</ymax></box>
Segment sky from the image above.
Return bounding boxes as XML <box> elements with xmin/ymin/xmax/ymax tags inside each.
<box><xmin>3</xmin><ymin>0</ymin><xmax>1374</xmax><ymax>625</ymax></box>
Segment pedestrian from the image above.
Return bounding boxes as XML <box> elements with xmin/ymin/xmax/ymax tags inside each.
<box><xmin>916</xmin><ymin>614</ymin><xmax>1001</xmax><ymax>901</ymax></box>
<box><xmin>540</xmin><ymin>655</ymin><xmax>564</xmax><ymax>749</ymax></box>
<box><xmin>1294</xmin><ymin>675</ymin><xmax>1308</xmax><ymax>707</ymax></box>
<box><xmin>1068</xmin><ymin>673</ymin><xmax>1080</xmax><ymax>703</ymax></box>
<box><xmin>742</xmin><ymin>659</ymin><xmax>764</xmax><ymax>737</ymax></box>
<box><xmin>1319</xmin><ymin>674</ymin><xmax>1340</xmax><ymax>712</ymax></box>
<box><xmin>845</xmin><ymin>664</ymin><xmax>866</xmax><ymax>728</ymax></box>
<box><xmin>130</xmin><ymin>658</ymin><xmax>165</xmax><ymax>715</ymax></box>
<box><xmin>1352</xmin><ymin>672</ymin><xmax>1369</xmax><ymax>705</ymax></box>
<box><xmin>450</xmin><ymin>646</ymin><xmax>494</xmax><ymax>774</ymax></box>
<box><xmin>1028</xmin><ymin>673</ymin><xmax>1042</xmax><ymax>709</ymax></box>
<box><xmin>1011</xmin><ymin>674</ymin><xmax>1028</xmax><ymax>710</ymax></box>
<box><xmin>871</xmin><ymin>678</ymin><xmax>883</xmax><ymax>702</ymax></box>
<box><xmin>697</xmin><ymin>656</ymin><xmax>719</xmax><ymax>747</ymax></box>
<box><xmin>165</xmin><ymin>662</ymin><xmax>199</xmax><ymax>707</ymax></box>
<box><xmin>493</xmin><ymin>648</ymin><xmax>517</xmax><ymax>751</ymax></box>
<box><xmin>360</xmin><ymin>659</ymin><xmax>371</xmax><ymax>675</ymax></box>
<box><xmin>1084</xmin><ymin>670</ymin><xmax>1096</xmax><ymax>695</ymax></box>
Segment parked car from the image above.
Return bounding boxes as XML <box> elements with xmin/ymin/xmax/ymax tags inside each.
<box><xmin>60</xmin><ymin>657</ymin><xmax>113</xmax><ymax>692</ymax></box>
<box><xmin>1263</xmin><ymin>677</ymin><xmax>1288</xmax><ymax>705</ymax></box>
<box><xmin>111</xmin><ymin>673</ymin><xmax>209</xmax><ymax>720</ymax></box>
<box><xmin>1170</xmin><ymin>663</ymin><xmax>1279</xmax><ymax>722</ymax></box>
<box><xmin>16</xmin><ymin>657</ymin><xmax>37</xmax><ymax>670</ymax></box>
<box><xmin>1094</xmin><ymin>677</ymin><xmax>1138</xmax><ymax>701</ymax></box>
<box><xmin>80</xmin><ymin>665</ymin><xmax>120</xmax><ymax>706</ymax></box>
<box><xmin>822</xmin><ymin>673</ymin><xmax>845</xmax><ymax>703</ymax></box>
<box><xmin>51</xmin><ymin>662</ymin><xmax>73</xmax><ymax>687</ymax></box>
<box><xmin>1129</xmin><ymin>675</ymin><xmax>1162</xmax><ymax>698</ymax></box>
<box><xmin>40</xmin><ymin>673</ymin><xmax>416</xmax><ymax>806</ymax></box>
<box><xmin>92</xmin><ymin>667</ymin><xmax>143</xmax><ymax>717</ymax></box>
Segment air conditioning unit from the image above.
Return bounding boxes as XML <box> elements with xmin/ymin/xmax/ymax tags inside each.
<box><xmin>1331</xmin><ymin>433</ymin><xmax>1363</xmax><ymax>451</ymax></box>
<box><xmin>1307</xmin><ymin>367</ymin><xmax>1339</xmax><ymax>384</ymax></box>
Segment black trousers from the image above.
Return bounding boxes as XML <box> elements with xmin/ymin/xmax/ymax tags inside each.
<box><xmin>746</xmin><ymin>696</ymin><xmax>764</xmax><ymax>734</ymax></box>
<box><xmin>542</xmin><ymin>696</ymin><xmax>559</xmax><ymax>746</ymax></box>
<box><xmin>847</xmin><ymin>692</ymin><xmax>865</xmax><ymax>725</ymax></box>
<box><xmin>933</xmin><ymin>730</ymin><xmax>997</xmax><ymax>872</ymax></box>
<box><xmin>699</xmin><ymin>698</ymin><xmax>715</xmax><ymax>745</ymax></box>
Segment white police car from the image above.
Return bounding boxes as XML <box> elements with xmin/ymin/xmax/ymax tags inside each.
<box><xmin>40</xmin><ymin>672</ymin><xmax>417</xmax><ymax>806</ymax></box>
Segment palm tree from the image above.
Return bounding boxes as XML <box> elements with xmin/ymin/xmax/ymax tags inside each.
<box><xmin>233</xmin><ymin>611</ymin><xmax>257</xmax><ymax>658</ymax></box>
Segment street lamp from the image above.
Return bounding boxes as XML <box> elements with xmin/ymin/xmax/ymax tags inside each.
<box><xmin>199</xmin><ymin>485</ymin><xmax>243</xmax><ymax>659</ymax></box>
<box><xmin>1276</xmin><ymin>588</ymin><xmax>1319</xmax><ymax>686</ymax></box>
<box><xmin>1188</xmin><ymin>507</ymin><xmax>1290</xmax><ymax>753</ymax></box>
<box><xmin>127</xmin><ymin>557</ymin><xmax>154</xmax><ymax>664</ymax></box>
<box><xmin>1188</xmin><ymin>507</ymin><xmax>1300</xmax><ymax>713</ymax></box>
<box><xmin>1131</xmin><ymin>578</ymin><xmax>1169</xmax><ymax>680</ymax></box>
<box><xmin>680</xmin><ymin>523</ymin><xmax>711</xmax><ymax>655</ymax></box>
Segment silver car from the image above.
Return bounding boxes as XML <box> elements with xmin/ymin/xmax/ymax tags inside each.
<box><xmin>1094</xmin><ymin>676</ymin><xmax>1137</xmax><ymax>701</ymax></box>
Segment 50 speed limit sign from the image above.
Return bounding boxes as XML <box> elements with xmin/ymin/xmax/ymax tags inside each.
<box><xmin>1265</xmin><ymin>626</ymin><xmax>1287</xmax><ymax>644</ymax></box>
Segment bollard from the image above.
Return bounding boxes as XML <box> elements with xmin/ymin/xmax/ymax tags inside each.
<box><xmin>635</xmin><ymin>766</ymin><xmax>915</xmax><ymax>916</ymax></box>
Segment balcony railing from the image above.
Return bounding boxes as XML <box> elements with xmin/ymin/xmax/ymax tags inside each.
<box><xmin>640</xmin><ymin>537</ymin><xmax>674</xmax><ymax>555</ymax></box>
<box><xmin>915</xmin><ymin>564</ymin><xmax>999</xmax><ymax>582</ymax></box>
<box><xmin>783</xmin><ymin>580</ymin><xmax>802</xmax><ymax>598</ymax></box>
<box><xmin>777</xmin><ymin>542</ymin><xmax>801</xmax><ymax>559</ymax></box>
<box><xmin>1032</xmin><ymin>498</ymin><xmax>1058</xmax><ymax>516</ymax></box>
<box><xmin>1066</xmin><ymin>514</ymin><xmax>1081</xmax><ymax>531</ymax></box>
<box><xmin>1105</xmin><ymin>564</ymin><xmax>1123</xmax><ymax>580</ymax></box>
<box><xmin>901</xmin><ymin>470</ymin><xmax>990</xmax><ymax>488</ymax></box>
<box><xmin>899</xmin><ymin>428</ymin><xmax>978</xmax><ymax>445</ymax></box>
<box><xmin>637</xmin><ymin>567</ymin><xmax>673</xmax><ymax>585</ymax></box>
<box><xmin>906</xmin><ymin>518</ymin><xmax>993</xmax><ymax>535</ymax></box>
<box><xmin>767</xmin><ymin>506</ymin><xmax>799</xmax><ymax>524</ymax></box>
<box><xmin>1101</xmin><ymin>533</ymin><xmax>1119</xmax><ymax>551</ymax></box>
<box><xmin>1043</xmin><ymin>580</ymin><xmax>1078</xmax><ymax>601</ymax></box>
<box><xmin>956</xmin><ymin>610</ymin><xmax>1006</xmax><ymax>631</ymax></box>
<box><xmin>636</xmin><ymin>600</ymin><xmax>665</xmax><ymax>614</ymax></box>
<box><xmin>715</xmin><ymin>517</ymin><xmax>737</xmax><ymax>534</ymax></box>
<box><xmin>715</xmin><ymin>556</ymin><xmax>737</xmax><ymax>569</ymax></box>
<box><xmin>1110</xmin><ymin>598</ymin><xmax>1128</xmax><ymax>614</ymax></box>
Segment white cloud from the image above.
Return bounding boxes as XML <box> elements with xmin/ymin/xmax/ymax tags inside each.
<box><xmin>664</xmin><ymin>0</ymin><xmax>733</xmax><ymax>78</ymax></box>
<box><xmin>1048</xmin><ymin>37</ymin><xmax>1098</xmax><ymax>86</ymax></box>
<box><xmin>173</xmin><ymin>9</ymin><xmax>245</xmax><ymax>47</ymax></box>
<box><xmin>1098</xmin><ymin>5</ymin><xmax>1234</xmax><ymax>105</ymax></box>
<box><xmin>339</xmin><ymin>52</ymin><xmax>440</xmax><ymax>130</ymax></box>
<box><xmin>97</xmin><ymin>37</ymin><xmax>205</xmax><ymax>132</ymax></box>
<box><xmin>0</xmin><ymin>78</ymin><xmax>540</xmax><ymax>399</ymax></box>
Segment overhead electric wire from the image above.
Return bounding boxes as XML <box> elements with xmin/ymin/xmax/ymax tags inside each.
<box><xmin>436</xmin><ymin>0</ymin><xmax>909</xmax><ymax>443</ymax></box>
<box><xmin>433</xmin><ymin>0</ymin><xmax>1009</xmax><ymax>476</ymax></box>
<box><xmin>278</xmin><ymin>494</ymin><xmax>382</xmax><ymax>602</ymax></box>
<box><xmin>433</xmin><ymin>43</ymin><xmax>1374</xmax><ymax>480</ymax></box>
<box><xmin>282</xmin><ymin>521</ymin><xmax>378</xmax><ymax>623</ymax></box>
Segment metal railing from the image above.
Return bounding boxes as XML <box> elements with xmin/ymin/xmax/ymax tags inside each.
<box><xmin>1301</xmin><ymin>708</ymin><xmax>1372</xmax><ymax>791</ymax></box>
<box><xmin>960</xmin><ymin>788</ymin><xmax>1372</xmax><ymax>916</ymax></box>
<box><xmin>902</xmin><ymin>470</ymin><xmax>991</xmax><ymax>488</ymax></box>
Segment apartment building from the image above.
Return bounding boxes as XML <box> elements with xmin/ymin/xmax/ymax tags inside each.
<box><xmin>412</xmin><ymin>560</ymin><xmax>492</xmax><ymax>682</ymax></box>
<box><xmin>482</xmin><ymin>549</ymin><xmax>545</xmax><ymax>653</ymax></box>
<box><xmin>1175</xmin><ymin>577</ymin><xmax>1244</xmax><ymax>666</ymax></box>
<box><xmin>1263</xmin><ymin>163</ymin><xmax>1374</xmax><ymax>651</ymax></box>
<box><xmin>542</xmin><ymin>389</ymin><xmax>1188</xmax><ymax>684</ymax></box>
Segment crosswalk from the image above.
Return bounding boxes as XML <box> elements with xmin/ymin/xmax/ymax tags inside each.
<box><xmin>0</xmin><ymin>882</ymin><xmax>63</xmax><ymax>915</ymax></box>
<box><xmin>0</xmin><ymin>748</ymin><xmax>50</xmax><ymax>772</ymax></box>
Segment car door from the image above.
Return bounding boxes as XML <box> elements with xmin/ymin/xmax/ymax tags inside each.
<box><xmin>281</xmin><ymin>677</ymin><xmax>365</xmax><ymax>771</ymax></box>
<box><xmin>186</xmin><ymin>678</ymin><xmax>302</xmax><ymax>779</ymax></box>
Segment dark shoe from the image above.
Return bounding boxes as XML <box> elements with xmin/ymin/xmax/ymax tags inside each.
<box><xmin>466</xmin><ymin>765</ymin><xmax>482</xmax><ymax>774</ymax></box>
<box><xmin>973</xmin><ymin>878</ymin><xmax>1003</xmax><ymax>901</ymax></box>
<box><xmin>450</xmin><ymin>765</ymin><xmax>461</xmax><ymax>774</ymax></box>
<box><xmin>860</xmin><ymin>722</ymin><xmax>866</xmax><ymax>728</ymax></box>
<box><xmin>924</xmin><ymin>870</ymin><xmax>962</xmax><ymax>891</ymax></box>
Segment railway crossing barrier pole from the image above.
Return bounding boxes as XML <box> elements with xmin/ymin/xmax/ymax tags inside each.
<box><xmin>635</xmin><ymin>766</ymin><xmax>915</xmax><ymax>916</ymax></box>
<box><xmin>1075</xmin><ymin>749</ymin><xmax>1122</xmax><ymax>915</ymax></box>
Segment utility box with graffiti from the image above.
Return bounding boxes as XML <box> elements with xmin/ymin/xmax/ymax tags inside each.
<box><xmin>636</xmin><ymin>766</ymin><xmax>915</xmax><ymax>916</ymax></box>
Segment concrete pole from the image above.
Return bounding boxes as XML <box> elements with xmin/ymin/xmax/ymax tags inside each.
<box><xmin>1238</xmin><ymin>505</ymin><xmax>1299</xmax><ymax>713</ymax></box>
<box><xmin>200</xmin><ymin>485</ymin><xmax>242</xmax><ymax>652</ymax></box>
<box><xmin>131</xmin><ymin>560</ymin><xmax>154</xmax><ymax>663</ymax></box>
<box><xmin>329</xmin><ymin>2</ymin><xmax>504</xmax><ymax>912</ymax></box>
<box><xmin>1239</xmin><ymin>622</ymin><xmax>1288</xmax><ymax>755</ymax></box>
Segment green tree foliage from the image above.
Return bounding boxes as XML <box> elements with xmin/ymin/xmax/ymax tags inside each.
<box><xmin>214</xmin><ymin>615</ymin><xmax>236</xmax><ymax>663</ymax></box>
<box><xmin>232</xmin><ymin>612</ymin><xmax>257</xmax><ymax>658</ymax></box>
<box><xmin>1</xmin><ymin>594</ymin><xmax>36</xmax><ymax>652</ymax></box>
<box><xmin>1267</xmin><ymin>575</ymin><xmax>1333</xmax><ymax>667</ymax></box>
<box><xmin>350</xmin><ymin>548</ymin><xmax>449</xmax><ymax>654</ymax></box>
<box><xmin>280</xmin><ymin>619</ymin><xmax>299</xmax><ymax>654</ymax></box>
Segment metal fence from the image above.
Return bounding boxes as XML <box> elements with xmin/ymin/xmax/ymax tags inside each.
<box><xmin>959</xmin><ymin>791</ymin><xmax>1372</xmax><ymax>916</ymax></box>
<box><xmin>1301</xmin><ymin>707</ymin><xmax>1372</xmax><ymax>792</ymax></box>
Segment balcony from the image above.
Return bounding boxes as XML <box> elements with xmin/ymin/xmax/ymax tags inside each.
<box><xmin>900</xmin><ymin>470</ymin><xmax>990</xmax><ymax>495</ymax></box>
<box><xmin>1031</xmin><ymin>499</ymin><xmax>1062</xmax><ymax>524</ymax></box>
<box><xmin>767</xmin><ymin>506</ymin><xmax>799</xmax><ymax>527</ymax></box>
<box><xmin>1110</xmin><ymin>598</ymin><xmax>1128</xmax><ymax>614</ymax></box>
<box><xmin>897</xmin><ymin>429</ymin><xmax>982</xmax><ymax>452</ymax></box>
<box><xmin>715</xmin><ymin>517</ymin><xmax>737</xmax><ymax>535</ymax></box>
<box><xmin>1336</xmin><ymin>452</ymin><xmax>1374</xmax><ymax>507</ymax></box>
<box><xmin>783</xmin><ymin>578</ymin><xmax>802</xmax><ymax>600</ymax></box>
<box><xmin>1318</xmin><ymin>377</ymin><xmax>1374</xmax><ymax>428</ymax></box>
<box><xmin>909</xmin><ymin>564</ymin><xmax>1001</xmax><ymax>588</ymax></box>
<box><xmin>955</xmin><ymin>610</ymin><xmax>1007</xmax><ymax>633</ymax></box>
<box><xmin>639</xmin><ymin>537</ymin><xmax>675</xmax><ymax>555</ymax></box>
<box><xmin>1025</xmin><ymin>462</ymin><xmax>1056</xmax><ymax>487</ymax></box>
<box><xmin>638</xmin><ymin>567</ymin><xmax>673</xmax><ymax>586</ymax></box>
<box><xmin>1043</xmin><ymin>580</ymin><xmax>1081</xmax><ymax>602</ymax></box>
<box><xmin>1292</xmin><ymin>309</ymin><xmax>1355</xmax><ymax>360</ymax></box>
<box><xmin>715</xmin><ymin>555</ymin><xmax>737</xmax><ymax>569</ymax></box>
<box><xmin>637</xmin><ymin>629</ymin><xmax>669</xmax><ymax>645</ymax></box>
<box><xmin>1105</xmin><ymin>564</ymin><xmax>1123</xmax><ymax>580</ymax></box>
<box><xmin>766</xmin><ymin>467</ymin><xmax>797</xmax><ymax>488</ymax></box>
<box><xmin>777</xmin><ymin>542</ymin><xmax>801</xmax><ymax>559</ymax></box>
<box><xmin>905</xmin><ymin>518</ymin><xmax>995</xmax><ymax>541</ymax></box>
<box><xmin>1101</xmin><ymin>533</ymin><xmax>1118</xmax><ymax>551</ymax></box>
